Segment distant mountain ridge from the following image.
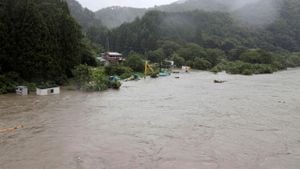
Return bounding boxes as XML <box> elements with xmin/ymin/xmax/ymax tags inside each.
<box><xmin>94</xmin><ymin>6</ymin><xmax>146</xmax><ymax>28</ymax></box>
<box><xmin>92</xmin><ymin>0</ymin><xmax>300</xmax><ymax>53</ymax></box>
<box><xmin>94</xmin><ymin>0</ymin><xmax>228</xmax><ymax>28</ymax></box>
<box><xmin>93</xmin><ymin>0</ymin><xmax>281</xmax><ymax>28</ymax></box>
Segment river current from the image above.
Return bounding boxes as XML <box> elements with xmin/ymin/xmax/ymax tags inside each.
<box><xmin>1</xmin><ymin>69</ymin><xmax>300</xmax><ymax>169</ymax></box>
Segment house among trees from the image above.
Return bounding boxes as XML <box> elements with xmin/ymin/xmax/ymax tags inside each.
<box><xmin>103</xmin><ymin>52</ymin><xmax>124</xmax><ymax>63</ymax></box>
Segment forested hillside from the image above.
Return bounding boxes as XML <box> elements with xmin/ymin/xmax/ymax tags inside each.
<box><xmin>86</xmin><ymin>0</ymin><xmax>300</xmax><ymax>75</ymax></box>
<box><xmin>157</xmin><ymin>0</ymin><xmax>228</xmax><ymax>12</ymax></box>
<box><xmin>94</xmin><ymin>0</ymin><xmax>232</xmax><ymax>28</ymax></box>
<box><xmin>66</xmin><ymin>0</ymin><xmax>102</xmax><ymax>30</ymax></box>
<box><xmin>90</xmin><ymin>0</ymin><xmax>300</xmax><ymax>53</ymax></box>
<box><xmin>93</xmin><ymin>0</ymin><xmax>285</xmax><ymax>28</ymax></box>
<box><xmin>0</xmin><ymin>0</ymin><xmax>87</xmax><ymax>89</ymax></box>
<box><xmin>233</xmin><ymin>0</ymin><xmax>281</xmax><ymax>27</ymax></box>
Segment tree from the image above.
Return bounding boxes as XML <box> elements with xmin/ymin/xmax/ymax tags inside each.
<box><xmin>0</xmin><ymin>0</ymin><xmax>84</xmax><ymax>84</ymax></box>
<box><xmin>72</xmin><ymin>64</ymin><xmax>91</xmax><ymax>89</ymax></box>
<box><xmin>192</xmin><ymin>58</ymin><xmax>212</xmax><ymax>70</ymax></box>
<box><xmin>124</xmin><ymin>52</ymin><xmax>145</xmax><ymax>72</ymax></box>
<box><xmin>148</xmin><ymin>48</ymin><xmax>165</xmax><ymax>64</ymax></box>
<box><xmin>240</xmin><ymin>49</ymin><xmax>273</xmax><ymax>64</ymax></box>
<box><xmin>205</xmin><ymin>48</ymin><xmax>225</xmax><ymax>66</ymax></box>
<box><xmin>80</xmin><ymin>38</ymin><xmax>97</xmax><ymax>66</ymax></box>
<box><xmin>173</xmin><ymin>54</ymin><xmax>185</xmax><ymax>67</ymax></box>
<box><xmin>159</xmin><ymin>40</ymin><xmax>181</xmax><ymax>57</ymax></box>
<box><xmin>228</xmin><ymin>47</ymin><xmax>247</xmax><ymax>61</ymax></box>
<box><xmin>178</xmin><ymin>43</ymin><xmax>205</xmax><ymax>61</ymax></box>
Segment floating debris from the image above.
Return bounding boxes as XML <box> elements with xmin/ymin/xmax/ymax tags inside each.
<box><xmin>0</xmin><ymin>125</ymin><xmax>24</xmax><ymax>133</ymax></box>
<box><xmin>214</xmin><ymin>80</ymin><xmax>226</xmax><ymax>83</ymax></box>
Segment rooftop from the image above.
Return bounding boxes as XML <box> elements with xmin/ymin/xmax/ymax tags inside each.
<box><xmin>106</xmin><ymin>52</ymin><xmax>122</xmax><ymax>56</ymax></box>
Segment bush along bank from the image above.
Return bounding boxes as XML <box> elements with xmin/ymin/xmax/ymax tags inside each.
<box><xmin>137</xmin><ymin>41</ymin><xmax>300</xmax><ymax>76</ymax></box>
<box><xmin>210</xmin><ymin>52</ymin><xmax>300</xmax><ymax>75</ymax></box>
<box><xmin>72</xmin><ymin>64</ymin><xmax>120</xmax><ymax>91</ymax></box>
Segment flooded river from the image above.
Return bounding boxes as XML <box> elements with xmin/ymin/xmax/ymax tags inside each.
<box><xmin>1</xmin><ymin>69</ymin><xmax>300</xmax><ymax>169</ymax></box>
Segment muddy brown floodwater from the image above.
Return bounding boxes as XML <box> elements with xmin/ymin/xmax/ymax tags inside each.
<box><xmin>1</xmin><ymin>69</ymin><xmax>300</xmax><ymax>169</ymax></box>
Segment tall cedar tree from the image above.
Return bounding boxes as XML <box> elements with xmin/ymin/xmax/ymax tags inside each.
<box><xmin>0</xmin><ymin>0</ymin><xmax>82</xmax><ymax>83</ymax></box>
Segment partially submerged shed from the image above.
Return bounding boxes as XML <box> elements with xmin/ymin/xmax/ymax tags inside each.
<box><xmin>36</xmin><ymin>86</ymin><xmax>60</xmax><ymax>96</ymax></box>
<box><xmin>16</xmin><ymin>86</ymin><xmax>28</xmax><ymax>96</ymax></box>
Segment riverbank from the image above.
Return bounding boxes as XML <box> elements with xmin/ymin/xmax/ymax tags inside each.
<box><xmin>0</xmin><ymin>66</ymin><xmax>298</xmax><ymax>95</ymax></box>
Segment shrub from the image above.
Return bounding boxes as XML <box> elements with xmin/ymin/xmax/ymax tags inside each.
<box><xmin>120</xmin><ymin>72</ymin><xmax>132</xmax><ymax>79</ymax></box>
<box><xmin>0</xmin><ymin>75</ymin><xmax>16</xmax><ymax>94</ymax></box>
<box><xmin>242</xmin><ymin>69</ymin><xmax>253</xmax><ymax>75</ymax></box>
<box><xmin>23</xmin><ymin>82</ymin><xmax>37</xmax><ymax>92</ymax></box>
<box><xmin>212</xmin><ymin>61</ymin><xmax>276</xmax><ymax>75</ymax></box>
<box><xmin>240</xmin><ymin>49</ymin><xmax>273</xmax><ymax>64</ymax></box>
<box><xmin>0</xmin><ymin>72</ymin><xmax>20</xmax><ymax>94</ymax></box>
<box><xmin>72</xmin><ymin>64</ymin><xmax>92</xmax><ymax>89</ymax></box>
<box><xmin>205</xmin><ymin>48</ymin><xmax>225</xmax><ymax>66</ymax></box>
<box><xmin>253</xmin><ymin>64</ymin><xmax>277</xmax><ymax>74</ymax></box>
<box><xmin>173</xmin><ymin>54</ymin><xmax>185</xmax><ymax>67</ymax></box>
<box><xmin>211</xmin><ymin>61</ymin><xmax>227</xmax><ymax>73</ymax></box>
<box><xmin>91</xmin><ymin>68</ymin><xmax>109</xmax><ymax>91</ymax></box>
<box><xmin>105</xmin><ymin>65</ymin><xmax>133</xmax><ymax>76</ymax></box>
<box><xmin>186</xmin><ymin>60</ymin><xmax>194</xmax><ymax>68</ymax></box>
<box><xmin>286</xmin><ymin>53</ymin><xmax>300</xmax><ymax>67</ymax></box>
<box><xmin>72</xmin><ymin>65</ymin><xmax>109</xmax><ymax>91</ymax></box>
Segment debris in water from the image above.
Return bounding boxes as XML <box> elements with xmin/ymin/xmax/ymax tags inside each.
<box><xmin>214</xmin><ymin>80</ymin><xmax>226</xmax><ymax>83</ymax></box>
<box><xmin>0</xmin><ymin>125</ymin><xmax>24</xmax><ymax>133</ymax></box>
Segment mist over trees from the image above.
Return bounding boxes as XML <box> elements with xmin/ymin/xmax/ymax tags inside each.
<box><xmin>90</xmin><ymin>0</ymin><xmax>299</xmax><ymax>53</ymax></box>
<box><xmin>95</xmin><ymin>6</ymin><xmax>146</xmax><ymax>29</ymax></box>
<box><xmin>93</xmin><ymin>0</ymin><xmax>286</xmax><ymax>28</ymax></box>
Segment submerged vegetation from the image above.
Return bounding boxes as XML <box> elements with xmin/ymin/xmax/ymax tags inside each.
<box><xmin>72</xmin><ymin>65</ymin><xmax>109</xmax><ymax>91</ymax></box>
<box><xmin>0</xmin><ymin>0</ymin><xmax>300</xmax><ymax>93</ymax></box>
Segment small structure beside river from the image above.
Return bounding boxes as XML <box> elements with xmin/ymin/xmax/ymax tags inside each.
<box><xmin>16</xmin><ymin>86</ymin><xmax>28</xmax><ymax>96</ymax></box>
<box><xmin>36</xmin><ymin>86</ymin><xmax>60</xmax><ymax>96</ymax></box>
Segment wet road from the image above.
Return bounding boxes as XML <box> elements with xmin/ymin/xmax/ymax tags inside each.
<box><xmin>1</xmin><ymin>69</ymin><xmax>300</xmax><ymax>169</ymax></box>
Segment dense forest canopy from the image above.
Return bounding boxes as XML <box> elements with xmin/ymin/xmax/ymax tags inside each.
<box><xmin>0</xmin><ymin>0</ymin><xmax>84</xmax><ymax>84</ymax></box>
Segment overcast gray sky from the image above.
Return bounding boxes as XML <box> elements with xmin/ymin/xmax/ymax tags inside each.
<box><xmin>77</xmin><ymin>0</ymin><xmax>178</xmax><ymax>11</ymax></box>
